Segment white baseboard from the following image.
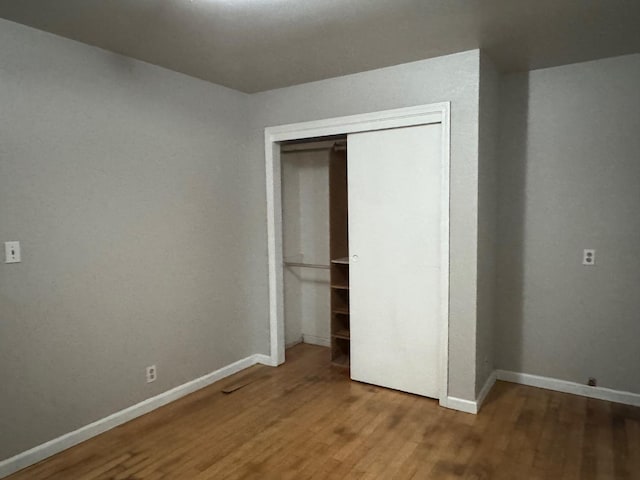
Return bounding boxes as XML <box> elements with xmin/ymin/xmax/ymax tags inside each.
<box><xmin>441</xmin><ymin>371</ymin><xmax>497</xmax><ymax>415</ymax></box>
<box><xmin>0</xmin><ymin>354</ymin><xmax>270</xmax><ymax>479</ymax></box>
<box><xmin>439</xmin><ymin>367</ymin><xmax>640</xmax><ymax>416</ymax></box>
<box><xmin>254</xmin><ymin>353</ymin><xmax>278</xmax><ymax>367</ymax></box>
<box><xmin>302</xmin><ymin>334</ymin><xmax>330</xmax><ymax>347</ymax></box>
<box><xmin>496</xmin><ymin>370</ymin><xmax>640</xmax><ymax>407</ymax></box>
<box><xmin>442</xmin><ymin>396</ymin><xmax>478</xmax><ymax>414</ymax></box>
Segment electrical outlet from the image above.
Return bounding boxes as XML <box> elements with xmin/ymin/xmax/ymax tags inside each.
<box><xmin>146</xmin><ymin>365</ymin><xmax>157</xmax><ymax>383</ymax></box>
<box><xmin>582</xmin><ymin>249</ymin><xmax>596</xmax><ymax>266</ymax></box>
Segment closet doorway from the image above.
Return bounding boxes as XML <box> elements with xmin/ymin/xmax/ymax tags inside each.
<box><xmin>265</xmin><ymin>103</ymin><xmax>451</xmax><ymax>404</ymax></box>
<box><xmin>280</xmin><ymin>137</ymin><xmax>346</xmax><ymax>351</ymax></box>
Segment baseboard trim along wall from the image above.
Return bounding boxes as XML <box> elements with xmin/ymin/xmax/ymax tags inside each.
<box><xmin>443</xmin><ymin>396</ymin><xmax>478</xmax><ymax>414</ymax></box>
<box><xmin>0</xmin><ymin>354</ymin><xmax>274</xmax><ymax>479</ymax></box>
<box><xmin>440</xmin><ymin>371</ymin><xmax>496</xmax><ymax>415</ymax></box>
<box><xmin>443</xmin><ymin>365</ymin><xmax>640</xmax><ymax>415</ymax></box>
<box><xmin>496</xmin><ymin>370</ymin><xmax>640</xmax><ymax>407</ymax></box>
<box><xmin>444</xmin><ymin>370</ymin><xmax>497</xmax><ymax>415</ymax></box>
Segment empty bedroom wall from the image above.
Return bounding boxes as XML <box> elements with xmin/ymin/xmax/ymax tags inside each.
<box><xmin>0</xmin><ymin>19</ymin><xmax>254</xmax><ymax>460</ymax></box>
<box><xmin>496</xmin><ymin>54</ymin><xmax>640</xmax><ymax>393</ymax></box>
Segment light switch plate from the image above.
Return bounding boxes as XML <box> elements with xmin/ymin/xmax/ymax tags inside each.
<box><xmin>5</xmin><ymin>241</ymin><xmax>21</xmax><ymax>263</ymax></box>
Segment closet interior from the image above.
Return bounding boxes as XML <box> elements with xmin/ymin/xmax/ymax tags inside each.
<box><xmin>281</xmin><ymin>136</ymin><xmax>350</xmax><ymax>368</ymax></box>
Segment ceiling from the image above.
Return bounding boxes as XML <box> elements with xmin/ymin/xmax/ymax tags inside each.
<box><xmin>1</xmin><ymin>0</ymin><xmax>639</xmax><ymax>93</ymax></box>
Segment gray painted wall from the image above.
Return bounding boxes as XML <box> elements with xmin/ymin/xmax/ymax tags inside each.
<box><xmin>9</xmin><ymin>13</ymin><xmax>637</xmax><ymax>466</ymax></box>
<box><xmin>476</xmin><ymin>53</ymin><xmax>500</xmax><ymax>396</ymax></box>
<box><xmin>0</xmin><ymin>19</ymin><xmax>253</xmax><ymax>460</ymax></box>
<box><xmin>0</xmin><ymin>17</ymin><xmax>492</xmax><ymax>463</ymax></box>
<box><xmin>496</xmin><ymin>54</ymin><xmax>640</xmax><ymax>393</ymax></box>
<box><xmin>249</xmin><ymin>50</ymin><xmax>482</xmax><ymax>401</ymax></box>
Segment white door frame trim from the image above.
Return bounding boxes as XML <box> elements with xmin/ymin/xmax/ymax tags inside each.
<box><xmin>264</xmin><ymin>102</ymin><xmax>451</xmax><ymax>405</ymax></box>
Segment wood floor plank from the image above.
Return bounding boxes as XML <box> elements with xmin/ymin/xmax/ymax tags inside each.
<box><xmin>6</xmin><ymin>344</ymin><xmax>639</xmax><ymax>480</ymax></box>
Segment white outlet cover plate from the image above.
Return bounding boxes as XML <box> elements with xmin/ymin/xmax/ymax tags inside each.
<box><xmin>146</xmin><ymin>365</ymin><xmax>157</xmax><ymax>383</ymax></box>
<box><xmin>582</xmin><ymin>249</ymin><xmax>596</xmax><ymax>266</ymax></box>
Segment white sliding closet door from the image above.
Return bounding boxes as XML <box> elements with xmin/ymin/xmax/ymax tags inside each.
<box><xmin>348</xmin><ymin>124</ymin><xmax>442</xmax><ymax>398</ymax></box>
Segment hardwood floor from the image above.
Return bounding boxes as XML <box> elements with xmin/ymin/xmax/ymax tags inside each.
<box><xmin>8</xmin><ymin>344</ymin><xmax>640</xmax><ymax>479</ymax></box>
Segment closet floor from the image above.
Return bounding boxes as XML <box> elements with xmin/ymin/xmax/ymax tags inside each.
<box><xmin>8</xmin><ymin>343</ymin><xmax>640</xmax><ymax>479</ymax></box>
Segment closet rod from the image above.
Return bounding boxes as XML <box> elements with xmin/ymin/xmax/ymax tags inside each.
<box><xmin>283</xmin><ymin>261</ymin><xmax>330</xmax><ymax>270</ymax></box>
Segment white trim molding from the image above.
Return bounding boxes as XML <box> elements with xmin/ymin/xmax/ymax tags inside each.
<box><xmin>444</xmin><ymin>368</ymin><xmax>640</xmax><ymax>416</ymax></box>
<box><xmin>0</xmin><ymin>354</ymin><xmax>274</xmax><ymax>479</ymax></box>
<box><xmin>443</xmin><ymin>396</ymin><xmax>478</xmax><ymax>414</ymax></box>
<box><xmin>265</xmin><ymin>104</ymin><xmax>447</xmax><ymax>144</ymax></box>
<box><xmin>253</xmin><ymin>354</ymin><xmax>278</xmax><ymax>367</ymax></box>
<box><xmin>265</xmin><ymin>102</ymin><xmax>451</xmax><ymax>405</ymax></box>
<box><xmin>442</xmin><ymin>370</ymin><xmax>497</xmax><ymax>415</ymax></box>
<box><xmin>441</xmin><ymin>370</ymin><xmax>497</xmax><ymax>415</ymax></box>
<box><xmin>496</xmin><ymin>370</ymin><xmax>640</xmax><ymax>407</ymax></box>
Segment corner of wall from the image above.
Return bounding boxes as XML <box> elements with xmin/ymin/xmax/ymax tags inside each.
<box><xmin>475</xmin><ymin>50</ymin><xmax>501</xmax><ymax>397</ymax></box>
